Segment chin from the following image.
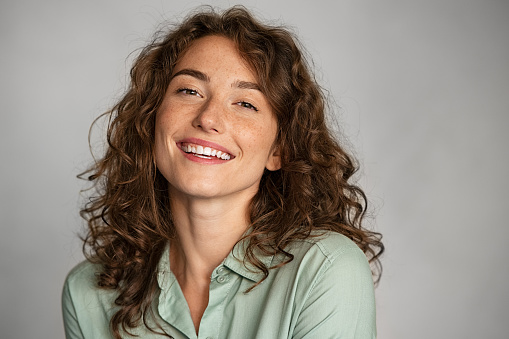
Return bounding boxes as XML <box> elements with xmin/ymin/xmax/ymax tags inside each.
<box><xmin>171</xmin><ymin>181</ymin><xmax>225</xmax><ymax>199</ymax></box>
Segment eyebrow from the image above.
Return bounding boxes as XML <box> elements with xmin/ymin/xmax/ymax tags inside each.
<box><xmin>171</xmin><ymin>69</ymin><xmax>210</xmax><ymax>82</ymax></box>
<box><xmin>171</xmin><ymin>68</ymin><xmax>261</xmax><ymax>92</ymax></box>
<box><xmin>233</xmin><ymin>80</ymin><xmax>261</xmax><ymax>92</ymax></box>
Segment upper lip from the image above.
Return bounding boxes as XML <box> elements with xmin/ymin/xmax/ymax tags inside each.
<box><xmin>177</xmin><ymin>137</ymin><xmax>235</xmax><ymax>157</ymax></box>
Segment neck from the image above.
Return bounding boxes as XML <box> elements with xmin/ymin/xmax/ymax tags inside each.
<box><xmin>167</xmin><ymin>187</ymin><xmax>256</xmax><ymax>334</ymax></box>
<box><xmin>169</xmin><ymin>189</ymin><xmax>253</xmax><ymax>281</ymax></box>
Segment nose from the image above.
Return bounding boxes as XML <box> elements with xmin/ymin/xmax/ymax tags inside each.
<box><xmin>192</xmin><ymin>96</ymin><xmax>225</xmax><ymax>133</ymax></box>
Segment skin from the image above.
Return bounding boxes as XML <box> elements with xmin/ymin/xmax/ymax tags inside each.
<box><xmin>154</xmin><ymin>35</ymin><xmax>281</xmax><ymax>333</ymax></box>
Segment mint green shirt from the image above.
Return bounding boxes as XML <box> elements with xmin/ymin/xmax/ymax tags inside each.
<box><xmin>62</xmin><ymin>232</ymin><xmax>376</xmax><ymax>338</ymax></box>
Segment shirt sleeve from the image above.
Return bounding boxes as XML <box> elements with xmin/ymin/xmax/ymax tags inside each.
<box><xmin>292</xmin><ymin>245</ymin><xmax>377</xmax><ymax>339</ymax></box>
<box><xmin>62</xmin><ymin>274</ymin><xmax>85</xmax><ymax>339</ymax></box>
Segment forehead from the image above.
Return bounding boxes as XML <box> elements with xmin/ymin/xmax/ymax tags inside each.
<box><xmin>173</xmin><ymin>35</ymin><xmax>257</xmax><ymax>81</ymax></box>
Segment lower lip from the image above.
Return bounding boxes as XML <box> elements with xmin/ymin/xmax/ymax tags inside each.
<box><xmin>178</xmin><ymin>147</ymin><xmax>231</xmax><ymax>164</ymax></box>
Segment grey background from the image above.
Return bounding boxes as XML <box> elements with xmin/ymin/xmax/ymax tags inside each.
<box><xmin>1</xmin><ymin>0</ymin><xmax>508</xmax><ymax>338</ymax></box>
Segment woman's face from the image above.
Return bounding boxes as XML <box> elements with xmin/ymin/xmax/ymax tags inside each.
<box><xmin>155</xmin><ymin>35</ymin><xmax>280</xmax><ymax>201</ymax></box>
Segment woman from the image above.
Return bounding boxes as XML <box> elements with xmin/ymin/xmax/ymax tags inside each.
<box><xmin>62</xmin><ymin>6</ymin><xmax>383</xmax><ymax>339</ymax></box>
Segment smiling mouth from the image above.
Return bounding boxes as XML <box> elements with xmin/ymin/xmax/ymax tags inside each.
<box><xmin>180</xmin><ymin>143</ymin><xmax>233</xmax><ymax>160</ymax></box>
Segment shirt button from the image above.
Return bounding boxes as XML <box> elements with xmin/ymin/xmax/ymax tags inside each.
<box><xmin>216</xmin><ymin>275</ymin><xmax>229</xmax><ymax>283</ymax></box>
<box><xmin>217</xmin><ymin>266</ymin><xmax>226</xmax><ymax>274</ymax></box>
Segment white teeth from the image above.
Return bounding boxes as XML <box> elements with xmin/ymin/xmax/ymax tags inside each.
<box><xmin>181</xmin><ymin>143</ymin><xmax>231</xmax><ymax>160</ymax></box>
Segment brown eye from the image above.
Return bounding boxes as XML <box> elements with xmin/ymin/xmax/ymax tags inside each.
<box><xmin>177</xmin><ymin>88</ymin><xmax>201</xmax><ymax>96</ymax></box>
<box><xmin>236</xmin><ymin>101</ymin><xmax>258</xmax><ymax>111</ymax></box>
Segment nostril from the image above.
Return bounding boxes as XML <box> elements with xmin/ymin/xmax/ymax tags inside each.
<box><xmin>193</xmin><ymin>110</ymin><xmax>223</xmax><ymax>133</ymax></box>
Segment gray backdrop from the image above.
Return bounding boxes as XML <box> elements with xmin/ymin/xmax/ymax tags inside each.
<box><xmin>1</xmin><ymin>1</ymin><xmax>508</xmax><ymax>338</ymax></box>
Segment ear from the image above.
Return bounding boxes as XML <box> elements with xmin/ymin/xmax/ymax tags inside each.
<box><xmin>265</xmin><ymin>146</ymin><xmax>281</xmax><ymax>171</ymax></box>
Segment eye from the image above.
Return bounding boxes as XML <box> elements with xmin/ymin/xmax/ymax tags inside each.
<box><xmin>236</xmin><ymin>101</ymin><xmax>259</xmax><ymax>111</ymax></box>
<box><xmin>176</xmin><ymin>88</ymin><xmax>201</xmax><ymax>97</ymax></box>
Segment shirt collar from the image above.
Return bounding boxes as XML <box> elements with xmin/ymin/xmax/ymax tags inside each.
<box><xmin>223</xmin><ymin>236</ymin><xmax>275</xmax><ymax>282</ymax></box>
<box><xmin>156</xmin><ymin>236</ymin><xmax>275</xmax><ymax>286</ymax></box>
<box><xmin>156</xmin><ymin>244</ymin><xmax>172</xmax><ymax>291</ymax></box>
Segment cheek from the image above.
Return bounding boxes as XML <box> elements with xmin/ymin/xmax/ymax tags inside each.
<box><xmin>156</xmin><ymin>107</ymin><xmax>175</xmax><ymax>130</ymax></box>
<box><xmin>154</xmin><ymin>116</ymin><xmax>166</xmax><ymax>153</ymax></box>
<box><xmin>154</xmin><ymin>111</ymin><xmax>177</xmax><ymax>167</ymax></box>
<box><xmin>242</xmin><ymin>121</ymin><xmax>278</xmax><ymax>158</ymax></box>
<box><xmin>155</xmin><ymin>104</ymin><xmax>182</xmax><ymax>142</ymax></box>
<box><xmin>260</xmin><ymin>117</ymin><xmax>278</xmax><ymax>146</ymax></box>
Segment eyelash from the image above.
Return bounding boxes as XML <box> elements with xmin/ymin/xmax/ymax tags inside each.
<box><xmin>176</xmin><ymin>88</ymin><xmax>200</xmax><ymax>96</ymax></box>
<box><xmin>176</xmin><ymin>88</ymin><xmax>258</xmax><ymax>112</ymax></box>
<box><xmin>236</xmin><ymin>101</ymin><xmax>259</xmax><ymax>112</ymax></box>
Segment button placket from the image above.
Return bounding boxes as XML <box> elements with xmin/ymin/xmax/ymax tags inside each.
<box><xmin>199</xmin><ymin>265</ymin><xmax>234</xmax><ymax>339</ymax></box>
<box><xmin>215</xmin><ymin>265</ymin><xmax>230</xmax><ymax>284</ymax></box>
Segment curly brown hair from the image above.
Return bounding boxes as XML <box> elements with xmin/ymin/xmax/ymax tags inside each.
<box><xmin>80</xmin><ymin>5</ymin><xmax>384</xmax><ymax>338</ymax></box>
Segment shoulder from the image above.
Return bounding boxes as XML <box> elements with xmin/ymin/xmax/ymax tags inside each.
<box><xmin>63</xmin><ymin>259</ymin><xmax>119</xmax><ymax>305</ymax></box>
<box><xmin>287</xmin><ymin>231</ymin><xmax>371</xmax><ymax>275</ymax></box>
<box><xmin>271</xmin><ymin>231</ymin><xmax>374</xmax><ymax>300</ymax></box>
<box><xmin>283</xmin><ymin>232</ymin><xmax>375</xmax><ymax>314</ymax></box>
<box><xmin>63</xmin><ymin>260</ymin><xmax>104</xmax><ymax>299</ymax></box>
<box><xmin>285</xmin><ymin>232</ymin><xmax>377</xmax><ymax>338</ymax></box>
<box><xmin>308</xmin><ymin>231</ymin><xmax>364</xmax><ymax>258</ymax></box>
<box><xmin>62</xmin><ymin>260</ymin><xmax>118</xmax><ymax>338</ymax></box>
<box><xmin>63</xmin><ymin>259</ymin><xmax>116</xmax><ymax>308</ymax></box>
<box><xmin>65</xmin><ymin>260</ymin><xmax>100</xmax><ymax>286</ymax></box>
